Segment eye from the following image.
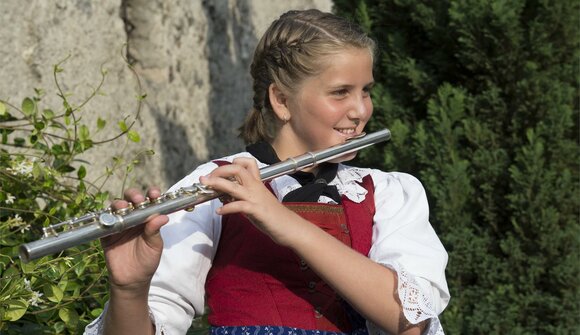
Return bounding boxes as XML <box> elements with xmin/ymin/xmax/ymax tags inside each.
<box><xmin>362</xmin><ymin>84</ymin><xmax>374</xmax><ymax>98</ymax></box>
<box><xmin>332</xmin><ymin>88</ymin><xmax>349</xmax><ymax>97</ymax></box>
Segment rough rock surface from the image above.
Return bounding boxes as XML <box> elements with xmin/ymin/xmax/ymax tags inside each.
<box><xmin>0</xmin><ymin>0</ymin><xmax>333</xmax><ymax>194</ymax></box>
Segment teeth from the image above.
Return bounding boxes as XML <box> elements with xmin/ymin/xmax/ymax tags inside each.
<box><xmin>335</xmin><ymin>128</ymin><xmax>355</xmax><ymax>134</ymax></box>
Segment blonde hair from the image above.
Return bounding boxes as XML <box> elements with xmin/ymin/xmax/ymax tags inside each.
<box><xmin>239</xmin><ymin>9</ymin><xmax>377</xmax><ymax>144</ymax></box>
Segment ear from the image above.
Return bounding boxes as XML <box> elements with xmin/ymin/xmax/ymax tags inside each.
<box><xmin>268</xmin><ymin>83</ymin><xmax>290</xmax><ymax>122</ymax></box>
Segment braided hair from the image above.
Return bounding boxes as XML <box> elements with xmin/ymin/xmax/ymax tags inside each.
<box><xmin>239</xmin><ymin>9</ymin><xmax>376</xmax><ymax>144</ymax></box>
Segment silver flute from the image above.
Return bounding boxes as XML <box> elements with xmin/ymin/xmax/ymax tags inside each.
<box><xmin>19</xmin><ymin>128</ymin><xmax>390</xmax><ymax>263</ymax></box>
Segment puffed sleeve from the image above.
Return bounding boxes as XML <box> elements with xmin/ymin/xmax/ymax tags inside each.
<box><xmin>84</xmin><ymin>159</ymin><xmax>227</xmax><ymax>335</ymax></box>
<box><xmin>367</xmin><ymin>171</ymin><xmax>450</xmax><ymax>335</ymax></box>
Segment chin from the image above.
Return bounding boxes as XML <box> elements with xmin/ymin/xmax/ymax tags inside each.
<box><xmin>328</xmin><ymin>151</ymin><xmax>357</xmax><ymax>164</ymax></box>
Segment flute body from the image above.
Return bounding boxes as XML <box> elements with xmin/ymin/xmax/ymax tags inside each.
<box><xmin>19</xmin><ymin>129</ymin><xmax>390</xmax><ymax>262</ymax></box>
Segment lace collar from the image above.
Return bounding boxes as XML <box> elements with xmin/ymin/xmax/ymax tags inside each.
<box><xmin>270</xmin><ymin>164</ymin><xmax>371</xmax><ymax>204</ymax></box>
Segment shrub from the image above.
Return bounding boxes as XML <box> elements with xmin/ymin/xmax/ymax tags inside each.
<box><xmin>0</xmin><ymin>56</ymin><xmax>151</xmax><ymax>334</ymax></box>
<box><xmin>334</xmin><ymin>1</ymin><xmax>579</xmax><ymax>333</ymax></box>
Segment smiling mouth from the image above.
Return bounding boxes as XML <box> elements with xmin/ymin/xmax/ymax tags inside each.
<box><xmin>334</xmin><ymin>128</ymin><xmax>356</xmax><ymax>135</ymax></box>
<box><xmin>334</xmin><ymin>128</ymin><xmax>359</xmax><ymax>140</ymax></box>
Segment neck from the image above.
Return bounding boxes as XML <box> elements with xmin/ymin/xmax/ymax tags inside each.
<box><xmin>270</xmin><ymin>136</ymin><xmax>319</xmax><ymax>174</ymax></box>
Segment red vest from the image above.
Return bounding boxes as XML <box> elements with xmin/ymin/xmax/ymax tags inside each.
<box><xmin>205</xmin><ymin>174</ymin><xmax>375</xmax><ymax>332</ymax></box>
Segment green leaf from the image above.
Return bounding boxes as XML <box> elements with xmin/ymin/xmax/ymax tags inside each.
<box><xmin>4</xmin><ymin>299</ymin><xmax>28</xmax><ymax>321</ymax></box>
<box><xmin>34</xmin><ymin>121</ymin><xmax>46</xmax><ymax>130</ymax></box>
<box><xmin>77</xmin><ymin>165</ymin><xmax>86</xmax><ymax>179</ymax></box>
<box><xmin>97</xmin><ymin>117</ymin><xmax>106</xmax><ymax>130</ymax></box>
<box><xmin>79</xmin><ymin>125</ymin><xmax>90</xmax><ymax>141</ymax></box>
<box><xmin>118</xmin><ymin>120</ymin><xmax>128</xmax><ymax>132</ymax></box>
<box><xmin>58</xmin><ymin>307</ymin><xmax>79</xmax><ymax>328</ymax></box>
<box><xmin>53</xmin><ymin>321</ymin><xmax>65</xmax><ymax>333</ymax></box>
<box><xmin>21</xmin><ymin>259</ymin><xmax>36</xmax><ymax>274</ymax></box>
<box><xmin>43</xmin><ymin>108</ymin><xmax>55</xmax><ymax>119</ymax></box>
<box><xmin>90</xmin><ymin>308</ymin><xmax>103</xmax><ymax>317</ymax></box>
<box><xmin>0</xmin><ymin>101</ymin><xmax>6</xmax><ymax>115</ymax></box>
<box><xmin>51</xmin><ymin>144</ymin><xmax>64</xmax><ymax>155</ymax></box>
<box><xmin>56</xmin><ymin>164</ymin><xmax>75</xmax><ymax>173</ymax></box>
<box><xmin>127</xmin><ymin>130</ymin><xmax>140</xmax><ymax>142</ymax></box>
<box><xmin>22</xmin><ymin>97</ymin><xmax>35</xmax><ymax>116</ymax></box>
<box><xmin>14</xmin><ymin>137</ymin><xmax>25</xmax><ymax>147</ymax></box>
<box><xmin>43</xmin><ymin>283</ymin><xmax>64</xmax><ymax>303</ymax></box>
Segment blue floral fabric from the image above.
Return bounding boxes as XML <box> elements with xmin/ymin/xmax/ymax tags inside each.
<box><xmin>210</xmin><ymin>326</ymin><xmax>369</xmax><ymax>335</ymax></box>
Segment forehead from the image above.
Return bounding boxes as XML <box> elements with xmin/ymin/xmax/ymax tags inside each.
<box><xmin>308</xmin><ymin>48</ymin><xmax>374</xmax><ymax>86</ymax></box>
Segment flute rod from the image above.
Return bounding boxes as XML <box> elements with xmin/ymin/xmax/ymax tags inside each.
<box><xmin>19</xmin><ymin>128</ymin><xmax>390</xmax><ymax>262</ymax></box>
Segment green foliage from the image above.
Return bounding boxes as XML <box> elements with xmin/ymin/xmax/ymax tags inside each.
<box><xmin>0</xmin><ymin>57</ymin><xmax>151</xmax><ymax>334</ymax></box>
<box><xmin>335</xmin><ymin>0</ymin><xmax>579</xmax><ymax>333</ymax></box>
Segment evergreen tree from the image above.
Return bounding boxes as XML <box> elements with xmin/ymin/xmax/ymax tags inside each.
<box><xmin>334</xmin><ymin>1</ymin><xmax>579</xmax><ymax>333</ymax></box>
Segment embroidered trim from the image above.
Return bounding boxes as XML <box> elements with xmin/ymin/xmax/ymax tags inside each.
<box><xmin>285</xmin><ymin>203</ymin><xmax>345</xmax><ymax>214</ymax></box>
<box><xmin>379</xmin><ymin>261</ymin><xmax>445</xmax><ymax>335</ymax></box>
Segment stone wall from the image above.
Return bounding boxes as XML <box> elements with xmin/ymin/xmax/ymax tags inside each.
<box><xmin>0</xmin><ymin>0</ymin><xmax>332</xmax><ymax>195</ymax></box>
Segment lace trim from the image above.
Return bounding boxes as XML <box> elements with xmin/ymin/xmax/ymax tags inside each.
<box><xmin>270</xmin><ymin>165</ymin><xmax>371</xmax><ymax>204</ymax></box>
<box><xmin>332</xmin><ymin>166</ymin><xmax>369</xmax><ymax>203</ymax></box>
<box><xmin>379</xmin><ymin>261</ymin><xmax>445</xmax><ymax>335</ymax></box>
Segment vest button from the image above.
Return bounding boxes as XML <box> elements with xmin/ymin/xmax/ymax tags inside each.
<box><xmin>299</xmin><ymin>259</ymin><xmax>308</xmax><ymax>270</ymax></box>
<box><xmin>308</xmin><ymin>281</ymin><xmax>317</xmax><ymax>292</ymax></box>
<box><xmin>314</xmin><ymin>306</ymin><xmax>323</xmax><ymax>318</ymax></box>
<box><xmin>341</xmin><ymin>223</ymin><xmax>349</xmax><ymax>233</ymax></box>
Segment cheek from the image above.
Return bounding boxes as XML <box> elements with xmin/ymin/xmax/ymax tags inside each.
<box><xmin>363</xmin><ymin>100</ymin><xmax>374</xmax><ymax>121</ymax></box>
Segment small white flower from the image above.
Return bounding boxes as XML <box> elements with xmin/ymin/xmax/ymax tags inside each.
<box><xmin>28</xmin><ymin>291</ymin><xmax>44</xmax><ymax>307</ymax></box>
<box><xmin>12</xmin><ymin>214</ymin><xmax>23</xmax><ymax>224</ymax></box>
<box><xmin>19</xmin><ymin>224</ymin><xmax>31</xmax><ymax>234</ymax></box>
<box><xmin>10</xmin><ymin>214</ymin><xmax>30</xmax><ymax>233</ymax></box>
<box><xmin>23</xmin><ymin>278</ymin><xmax>32</xmax><ymax>291</ymax></box>
<box><xmin>5</xmin><ymin>193</ymin><xmax>15</xmax><ymax>204</ymax></box>
<box><xmin>8</xmin><ymin>158</ymin><xmax>35</xmax><ymax>177</ymax></box>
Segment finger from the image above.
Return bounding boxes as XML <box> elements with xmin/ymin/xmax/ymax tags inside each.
<box><xmin>111</xmin><ymin>199</ymin><xmax>129</xmax><ymax>210</ymax></box>
<box><xmin>124</xmin><ymin>188</ymin><xmax>146</xmax><ymax>204</ymax></box>
<box><xmin>201</xmin><ymin>173</ymin><xmax>245</xmax><ymax>198</ymax></box>
<box><xmin>146</xmin><ymin>187</ymin><xmax>162</xmax><ymax>200</ymax></box>
<box><xmin>206</xmin><ymin>163</ymin><xmax>245</xmax><ymax>181</ymax></box>
<box><xmin>216</xmin><ymin>200</ymin><xmax>251</xmax><ymax>216</ymax></box>
<box><xmin>232</xmin><ymin>157</ymin><xmax>261</xmax><ymax>179</ymax></box>
<box><xmin>142</xmin><ymin>214</ymin><xmax>170</xmax><ymax>249</ymax></box>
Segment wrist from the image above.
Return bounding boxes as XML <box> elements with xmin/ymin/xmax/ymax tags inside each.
<box><xmin>109</xmin><ymin>281</ymin><xmax>151</xmax><ymax>301</ymax></box>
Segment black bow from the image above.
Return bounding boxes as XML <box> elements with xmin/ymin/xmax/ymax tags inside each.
<box><xmin>246</xmin><ymin>142</ymin><xmax>341</xmax><ymax>203</ymax></box>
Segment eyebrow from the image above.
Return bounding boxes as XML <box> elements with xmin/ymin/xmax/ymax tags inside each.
<box><xmin>329</xmin><ymin>81</ymin><xmax>375</xmax><ymax>89</ymax></box>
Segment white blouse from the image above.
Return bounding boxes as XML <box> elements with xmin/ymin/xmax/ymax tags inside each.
<box><xmin>85</xmin><ymin>152</ymin><xmax>450</xmax><ymax>335</ymax></box>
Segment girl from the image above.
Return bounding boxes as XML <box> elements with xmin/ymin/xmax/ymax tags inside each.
<box><xmin>85</xmin><ymin>9</ymin><xmax>449</xmax><ymax>335</ymax></box>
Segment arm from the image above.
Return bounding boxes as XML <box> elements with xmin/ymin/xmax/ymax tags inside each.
<box><xmin>86</xmin><ymin>156</ymin><xmax>241</xmax><ymax>335</ymax></box>
<box><xmin>103</xmin><ymin>285</ymin><xmax>155</xmax><ymax>335</ymax></box>
<box><xmin>281</xmin><ymin>212</ymin><xmax>426</xmax><ymax>334</ymax></box>
<box><xmin>99</xmin><ymin>187</ymin><xmax>167</xmax><ymax>335</ymax></box>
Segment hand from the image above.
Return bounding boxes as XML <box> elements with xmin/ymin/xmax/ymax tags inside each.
<box><xmin>200</xmin><ymin>158</ymin><xmax>300</xmax><ymax>246</ymax></box>
<box><xmin>100</xmin><ymin>187</ymin><xmax>169</xmax><ymax>294</ymax></box>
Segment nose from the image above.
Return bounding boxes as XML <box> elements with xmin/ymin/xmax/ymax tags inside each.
<box><xmin>347</xmin><ymin>93</ymin><xmax>372</xmax><ymax>121</ymax></box>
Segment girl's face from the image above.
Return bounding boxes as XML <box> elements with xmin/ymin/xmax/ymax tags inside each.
<box><xmin>272</xmin><ymin>48</ymin><xmax>374</xmax><ymax>162</ymax></box>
